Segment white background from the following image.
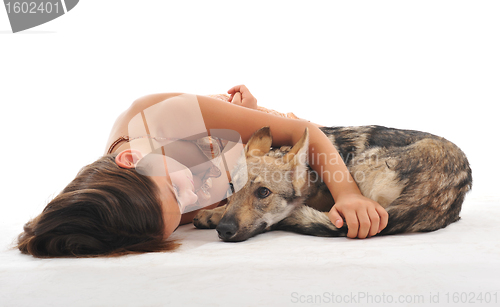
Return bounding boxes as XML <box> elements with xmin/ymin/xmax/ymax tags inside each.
<box><xmin>1</xmin><ymin>1</ymin><xmax>499</xmax><ymax>306</ymax></box>
<box><xmin>1</xmin><ymin>1</ymin><xmax>498</xmax><ymax>222</ymax></box>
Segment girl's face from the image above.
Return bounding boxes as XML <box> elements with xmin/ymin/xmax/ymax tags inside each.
<box><xmin>169</xmin><ymin>167</ymin><xmax>199</xmax><ymax>212</ymax></box>
<box><xmin>149</xmin><ymin>158</ymin><xmax>199</xmax><ymax>239</ymax></box>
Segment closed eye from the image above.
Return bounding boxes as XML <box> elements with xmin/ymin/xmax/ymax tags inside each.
<box><xmin>172</xmin><ymin>184</ymin><xmax>180</xmax><ymax>196</ymax></box>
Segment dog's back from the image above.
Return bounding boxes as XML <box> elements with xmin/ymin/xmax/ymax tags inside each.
<box><xmin>320</xmin><ymin>126</ymin><xmax>472</xmax><ymax>234</ymax></box>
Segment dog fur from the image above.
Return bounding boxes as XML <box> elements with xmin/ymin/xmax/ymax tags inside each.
<box><xmin>193</xmin><ymin>126</ymin><xmax>472</xmax><ymax>242</ymax></box>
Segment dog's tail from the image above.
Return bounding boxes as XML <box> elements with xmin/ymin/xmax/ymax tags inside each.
<box><xmin>273</xmin><ymin>205</ymin><xmax>348</xmax><ymax>237</ymax></box>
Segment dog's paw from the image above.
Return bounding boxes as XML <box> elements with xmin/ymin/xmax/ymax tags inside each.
<box><xmin>193</xmin><ymin>209</ymin><xmax>220</xmax><ymax>229</ymax></box>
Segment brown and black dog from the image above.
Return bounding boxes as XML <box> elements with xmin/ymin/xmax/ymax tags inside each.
<box><xmin>194</xmin><ymin>126</ymin><xmax>472</xmax><ymax>242</ymax></box>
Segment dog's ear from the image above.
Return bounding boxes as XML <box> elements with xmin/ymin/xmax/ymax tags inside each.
<box><xmin>283</xmin><ymin>128</ymin><xmax>309</xmax><ymax>196</ymax></box>
<box><xmin>245</xmin><ymin>127</ymin><xmax>273</xmax><ymax>157</ymax></box>
<box><xmin>283</xmin><ymin>127</ymin><xmax>309</xmax><ymax>165</ymax></box>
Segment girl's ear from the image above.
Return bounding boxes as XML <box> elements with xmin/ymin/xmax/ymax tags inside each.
<box><xmin>115</xmin><ymin>150</ymin><xmax>143</xmax><ymax>169</ymax></box>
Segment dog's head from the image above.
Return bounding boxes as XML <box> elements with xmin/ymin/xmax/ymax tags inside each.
<box><xmin>216</xmin><ymin>127</ymin><xmax>310</xmax><ymax>242</ymax></box>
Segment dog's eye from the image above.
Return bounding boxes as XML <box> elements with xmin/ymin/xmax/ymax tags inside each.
<box><xmin>256</xmin><ymin>187</ymin><xmax>271</xmax><ymax>199</ymax></box>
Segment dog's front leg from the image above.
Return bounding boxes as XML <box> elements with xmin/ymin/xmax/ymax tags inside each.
<box><xmin>193</xmin><ymin>205</ymin><xmax>227</xmax><ymax>229</ymax></box>
<box><xmin>274</xmin><ymin>205</ymin><xmax>348</xmax><ymax>237</ymax></box>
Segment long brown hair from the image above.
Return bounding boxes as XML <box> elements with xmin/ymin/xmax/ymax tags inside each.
<box><xmin>17</xmin><ymin>154</ymin><xmax>179</xmax><ymax>258</ymax></box>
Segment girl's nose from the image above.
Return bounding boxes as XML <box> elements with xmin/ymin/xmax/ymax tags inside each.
<box><xmin>186</xmin><ymin>190</ymin><xmax>198</xmax><ymax>205</ymax></box>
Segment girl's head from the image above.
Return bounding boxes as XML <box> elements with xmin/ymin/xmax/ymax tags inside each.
<box><xmin>17</xmin><ymin>153</ymin><xmax>181</xmax><ymax>258</ymax></box>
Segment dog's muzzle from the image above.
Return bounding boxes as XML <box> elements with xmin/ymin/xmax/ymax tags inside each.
<box><xmin>216</xmin><ymin>219</ymin><xmax>267</xmax><ymax>242</ymax></box>
<box><xmin>216</xmin><ymin>220</ymin><xmax>239</xmax><ymax>241</ymax></box>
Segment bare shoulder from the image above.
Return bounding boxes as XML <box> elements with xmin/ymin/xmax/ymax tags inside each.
<box><xmin>127</xmin><ymin>92</ymin><xmax>185</xmax><ymax>115</ymax></box>
<box><xmin>103</xmin><ymin>92</ymin><xmax>185</xmax><ymax>154</ymax></box>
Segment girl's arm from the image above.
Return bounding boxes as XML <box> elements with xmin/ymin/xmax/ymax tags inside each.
<box><xmin>196</xmin><ymin>95</ymin><xmax>388</xmax><ymax>239</ymax></box>
<box><xmin>226</xmin><ymin>84</ymin><xmax>324</xmax><ymax>127</ymax></box>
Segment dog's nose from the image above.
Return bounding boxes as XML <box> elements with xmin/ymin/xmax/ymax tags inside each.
<box><xmin>216</xmin><ymin>221</ymin><xmax>238</xmax><ymax>241</ymax></box>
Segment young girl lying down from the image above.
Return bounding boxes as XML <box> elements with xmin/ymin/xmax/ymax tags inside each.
<box><xmin>17</xmin><ymin>85</ymin><xmax>388</xmax><ymax>258</ymax></box>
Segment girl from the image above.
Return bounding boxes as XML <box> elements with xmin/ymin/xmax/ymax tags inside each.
<box><xmin>17</xmin><ymin>85</ymin><xmax>388</xmax><ymax>258</ymax></box>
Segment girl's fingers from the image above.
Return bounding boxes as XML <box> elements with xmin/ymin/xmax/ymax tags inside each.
<box><xmin>344</xmin><ymin>212</ymin><xmax>359</xmax><ymax>239</ymax></box>
<box><xmin>357</xmin><ymin>211</ymin><xmax>371</xmax><ymax>239</ymax></box>
<box><xmin>228</xmin><ymin>85</ymin><xmax>249</xmax><ymax>95</ymax></box>
<box><xmin>376</xmin><ymin>206</ymin><xmax>389</xmax><ymax>233</ymax></box>
<box><xmin>328</xmin><ymin>207</ymin><xmax>344</xmax><ymax>229</ymax></box>
<box><xmin>368</xmin><ymin>208</ymin><xmax>381</xmax><ymax>237</ymax></box>
<box><xmin>227</xmin><ymin>85</ymin><xmax>243</xmax><ymax>94</ymax></box>
<box><xmin>231</xmin><ymin>92</ymin><xmax>242</xmax><ymax>104</ymax></box>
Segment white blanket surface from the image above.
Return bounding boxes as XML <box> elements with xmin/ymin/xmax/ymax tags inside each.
<box><xmin>1</xmin><ymin>195</ymin><xmax>498</xmax><ymax>307</ymax></box>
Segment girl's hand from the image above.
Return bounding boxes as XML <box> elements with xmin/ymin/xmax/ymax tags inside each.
<box><xmin>227</xmin><ymin>85</ymin><xmax>258</xmax><ymax>110</ymax></box>
<box><xmin>328</xmin><ymin>193</ymin><xmax>389</xmax><ymax>238</ymax></box>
